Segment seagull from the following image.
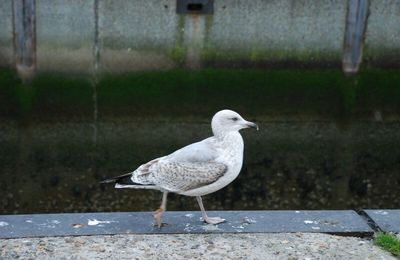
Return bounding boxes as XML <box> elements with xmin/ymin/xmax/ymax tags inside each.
<box><xmin>101</xmin><ymin>109</ymin><xmax>258</xmax><ymax>227</ymax></box>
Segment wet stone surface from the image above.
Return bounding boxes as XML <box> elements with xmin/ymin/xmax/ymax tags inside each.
<box><xmin>0</xmin><ymin>210</ymin><xmax>372</xmax><ymax>238</ymax></box>
<box><xmin>362</xmin><ymin>209</ymin><xmax>400</xmax><ymax>233</ymax></box>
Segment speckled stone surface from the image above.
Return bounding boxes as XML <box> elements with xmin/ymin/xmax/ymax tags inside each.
<box><xmin>0</xmin><ymin>233</ymin><xmax>395</xmax><ymax>259</ymax></box>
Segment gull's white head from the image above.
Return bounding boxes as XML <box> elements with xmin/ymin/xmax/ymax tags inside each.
<box><xmin>211</xmin><ymin>109</ymin><xmax>258</xmax><ymax>136</ymax></box>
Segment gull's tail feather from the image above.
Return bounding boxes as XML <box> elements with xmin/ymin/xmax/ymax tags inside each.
<box><xmin>100</xmin><ymin>172</ymin><xmax>133</xmax><ymax>184</ymax></box>
<box><xmin>101</xmin><ymin>172</ymin><xmax>159</xmax><ymax>190</ymax></box>
<box><xmin>114</xmin><ymin>183</ymin><xmax>160</xmax><ymax>190</ymax></box>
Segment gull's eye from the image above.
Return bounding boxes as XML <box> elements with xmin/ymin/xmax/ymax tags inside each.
<box><xmin>231</xmin><ymin>117</ymin><xmax>239</xmax><ymax>121</ymax></box>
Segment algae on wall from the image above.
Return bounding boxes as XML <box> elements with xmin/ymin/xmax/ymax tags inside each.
<box><xmin>2</xmin><ymin>68</ymin><xmax>400</xmax><ymax>121</ymax></box>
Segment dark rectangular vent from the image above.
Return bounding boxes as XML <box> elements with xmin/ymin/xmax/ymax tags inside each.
<box><xmin>177</xmin><ymin>0</ymin><xmax>214</xmax><ymax>15</ymax></box>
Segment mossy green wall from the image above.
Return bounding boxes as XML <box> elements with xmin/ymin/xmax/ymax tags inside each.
<box><xmin>1</xmin><ymin>68</ymin><xmax>400</xmax><ymax>121</ymax></box>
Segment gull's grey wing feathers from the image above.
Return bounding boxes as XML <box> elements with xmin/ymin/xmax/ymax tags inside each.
<box><xmin>165</xmin><ymin>137</ymin><xmax>220</xmax><ymax>163</ymax></box>
<box><xmin>131</xmin><ymin>137</ymin><xmax>223</xmax><ymax>189</ymax></box>
<box><xmin>147</xmin><ymin>161</ymin><xmax>227</xmax><ymax>192</ymax></box>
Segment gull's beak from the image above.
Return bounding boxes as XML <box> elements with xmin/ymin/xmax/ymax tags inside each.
<box><xmin>245</xmin><ymin>121</ymin><xmax>259</xmax><ymax>130</ymax></box>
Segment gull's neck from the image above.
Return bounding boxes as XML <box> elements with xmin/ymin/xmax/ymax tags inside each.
<box><xmin>214</xmin><ymin>130</ymin><xmax>242</xmax><ymax>142</ymax></box>
<box><xmin>214</xmin><ymin>131</ymin><xmax>244</xmax><ymax>163</ymax></box>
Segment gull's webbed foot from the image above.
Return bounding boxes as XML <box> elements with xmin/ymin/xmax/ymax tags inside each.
<box><xmin>203</xmin><ymin>216</ymin><xmax>226</xmax><ymax>225</ymax></box>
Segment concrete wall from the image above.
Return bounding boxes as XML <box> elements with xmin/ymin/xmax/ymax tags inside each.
<box><xmin>364</xmin><ymin>0</ymin><xmax>400</xmax><ymax>65</ymax></box>
<box><xmin>0</xmin><ymin>0</ymin><xmax>13</xmax><ymax>67</ymax></box>
<box><xmin>205</xmin><ymin>0</ymin><xmax>346</xmax><ymax>60</ymax></box>
<box><xmin>36</xmin><ymin>0</ymin><xmax>95</xmax><ymax>73</ymax></box>
<box><xmin>0</xmin><ymin>0</ymin><xmax>399</xmax><ymax>73</ymax></box>
<box><xmin>99</xmin><ymin>0</ymin><xmax>179</xmax><ymax>72</ymax></box>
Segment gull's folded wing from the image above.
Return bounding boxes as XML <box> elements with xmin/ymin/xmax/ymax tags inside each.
<box><xmin>148</xmin><ymin>161</ymin><xmax>227</xmax><ymax>192</ymax></box>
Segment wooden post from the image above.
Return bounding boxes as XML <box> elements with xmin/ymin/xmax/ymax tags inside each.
<box><xmin>13</xmin><ymin>0</ymin><xmax>36</xmax><ymax>82</ymax></box>
<box><xmin>342</xmin><ymin>0</ymin><xmax>369</xmax><ymax>75</ymax></box>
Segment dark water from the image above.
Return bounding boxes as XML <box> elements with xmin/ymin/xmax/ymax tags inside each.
<box><xmin>1</xmin><ymin>118</ymin><xmax>400</xmax><ymax>214</ymax></box>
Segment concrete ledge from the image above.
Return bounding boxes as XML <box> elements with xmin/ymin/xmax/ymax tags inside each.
<box><xmin>0</xmin><ymin>210</ymin><xmax>373</xmax><ymax>239</ymax></box>
<box><xmin>362</xmin><ymin>209</ymin><xmax>400</xmax><ymax>233</ymax></box>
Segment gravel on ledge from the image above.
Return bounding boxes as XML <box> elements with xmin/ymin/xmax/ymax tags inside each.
<box><xmin>0</xmin><ymin>233</ymin><xmax>395</xmax><ymax>260</ymax></box>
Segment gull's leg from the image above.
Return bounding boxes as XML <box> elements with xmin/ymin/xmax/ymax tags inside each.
<box><xmin>196</xmin><ymin>196</ymin><xmax>225</xmax><ymax>225</ymax></box>
<box><xmin>154</xmin><ymin>191</ymin><xmax>168</xmax><ymax>228</ymax></box>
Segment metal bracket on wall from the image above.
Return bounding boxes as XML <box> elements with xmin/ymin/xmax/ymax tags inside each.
<box><xmin>342</xmin><ymin>0</ymin><xmax>369</xmax><ymax>75</ymax></box>
<box><xmin>177</xmin><ymin>0</ymin><xmax>214</xmax><ymax>15</ymax></box>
